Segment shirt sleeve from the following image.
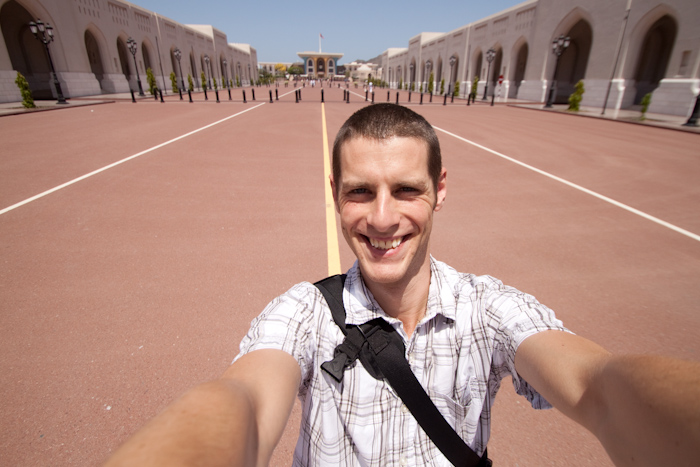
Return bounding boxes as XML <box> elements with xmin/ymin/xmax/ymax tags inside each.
<box><xmin>482</xmin><ymin>277</ymin><xmax>571</xmax><ymax>409</ymax></box>
<box><xmin>233</xmin><ymin>282</ymin><xmax>319</xmax><ymax>389</ymax></box>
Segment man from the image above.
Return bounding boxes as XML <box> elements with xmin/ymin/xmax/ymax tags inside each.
<box><xmin>106</xmin><ymin>104</ymin><xmax>700</xmax><ymax>466</ymax></box>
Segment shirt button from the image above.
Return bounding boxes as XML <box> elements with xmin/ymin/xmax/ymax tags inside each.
<box><xmin>400</xmin><ymin>457</ymin><xmax>408</xmax><ymax>466</ymax></box>
<box><xmin>401</xmin><ymin>404</ymin><xmax>409</xmax><ymax>414</ymax></box>
<box><xmin>408</xmin><ymin>354</ymin><xmax>416</xmax><ymax>366</ymax></box>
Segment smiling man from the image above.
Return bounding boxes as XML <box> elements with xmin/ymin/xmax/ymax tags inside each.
<box><xmin>105</xmin><ymin>104</ymin><xmax>700</xmax><ymax>467</ymax></box>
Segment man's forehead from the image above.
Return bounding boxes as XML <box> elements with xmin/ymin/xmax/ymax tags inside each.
<box><xmin>339</xmin><ymin>136</ymin><xmax>429</xmax><ymax>162</ymax></box>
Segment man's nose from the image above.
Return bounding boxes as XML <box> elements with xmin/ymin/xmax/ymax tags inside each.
<box><xmin>367</xmin><ymin>192</ymin><xmax>400</xmax><ymax>232</ymax></box>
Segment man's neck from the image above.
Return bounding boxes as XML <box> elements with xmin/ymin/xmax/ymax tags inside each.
<box><xmin>362</xmin><ymin>260</ymin><xmax>432</xmax><ymax>339</ymax></box>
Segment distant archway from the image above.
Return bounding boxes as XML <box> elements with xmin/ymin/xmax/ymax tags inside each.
<box><xmin>553</xmin><ymin>19</ymin><xmax>593</xmax><ymax>103</ymax></box>
<box><xmin>116</xmin><ymin>37</ymin><xmax>131</xmax><ymax>81</ymax></box>
<box><xmin>633</xmin><ymin>15</ymin><xmax>677</xmax><ymax>103</ymax></box>
<box><xmin>511</xmin><ymin>41</ymin><xmax>528</xmax><ymax>97</ymax></box>
<box><xmin>0</xmin><ymin>0</ymin><xmax>53</xmax><ymax>98</ymax></box>
<box><xmin>84</xmin><ymin>29</ymin><xmax>104</xmax><ymax>89</ymax></box>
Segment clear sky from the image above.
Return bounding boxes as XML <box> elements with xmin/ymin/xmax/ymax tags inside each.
<box><xmin>133</xmin><ymin>0</ymin><xmax>527</xmax><ymax>64</ymax></box>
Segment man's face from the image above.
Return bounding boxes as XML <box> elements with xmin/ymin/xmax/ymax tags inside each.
<box><xmin>331</xmin><ymin>136</ymin><xmax>446</xmax><ymax>289</ymax></box>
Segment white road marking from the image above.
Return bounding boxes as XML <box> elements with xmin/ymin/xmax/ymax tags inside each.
<box><xmin>434</xmin><ymin>125</ymin><xmax>700</xmax><ymax>243</ymax></box>
<box><xmin>0</xmin><ymin>103</ymin><xmax>266</xmax><ymax>216</ymax></box>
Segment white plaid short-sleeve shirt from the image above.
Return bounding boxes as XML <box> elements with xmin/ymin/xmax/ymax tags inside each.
<box><xmin>236</xmin><ymin>258</ymin><xmax>568</xmax><ymax>466</ymax></box>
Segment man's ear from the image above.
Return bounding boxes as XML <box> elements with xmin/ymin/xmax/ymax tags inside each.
<box><xmin>434</xmin><ymin>168</ymin><xmax>447</xmax><ymax>212</ymax></box>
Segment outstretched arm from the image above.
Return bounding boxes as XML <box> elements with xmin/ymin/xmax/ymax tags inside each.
<box><xmin>104</xmin><ymin>349</ymin><xmax>301</xmax><ymax>467</ymax></box>
<box><xmin>515</xmin><ymin>331</ymin><xmax>700</xmax><ymax>467</ymax></box>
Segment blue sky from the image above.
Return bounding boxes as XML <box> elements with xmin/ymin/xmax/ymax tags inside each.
<box><xmin>134</xmin><ymin>0</ymin><xmax>526</xmax><ymax>64</ymax></box>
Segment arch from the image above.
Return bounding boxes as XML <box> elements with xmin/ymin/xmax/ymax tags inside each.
<box><xmin>448</xmin><ymin>54</ymin><xmax>459</xmax><ymax>88</ymax></box>
<box><xmin>328</xmin><ymin>59</ymin><xmax>334</xmax><ymax>75</ymax></box>
<box><xmin>488</xmin><ymin>46</ymin><xmax>503</xmax><ymax>96</ymax></box>
<box><xmin>550</xmin><ymin>11</ymin><xmax>594</xmax><ymax>103</ymax></box>
<box><xmin>632</xmin><ymin>14</ymin><xmax>677</xmax><ymax>103</ymax></box>
<box><xmin>317</xmin><ymin>57</ymin><xmax>325</xmax><ymax>78</ymax></box>
<box><xmin>84</xmin><ymin>29</ymin><xmax>104</xmax><ymax>89</ymax></box>
<box><xmin>511</xmin><ymin>38</ymin><xmax>529</xmax><ymax>97</ymax></box>
<box><xmin>436</xmin><ymin>56</ymin><xmax>443</xmax><ymax>84</ymax></box>
<box><xmin>0</xmin><ymin>0</ymin><xmax>55</xmax><ymax>98</ymax></box>
<box><xmin>473</xmin><ymin>49</ymin><xmax>483</xmax><ymax>81</ymax></box>
<box><xmin>141</xmin><ymin>40</ymin><xmax>153</xmax><ymax>73</ymax></box>
<box><xmin>116</xmin><ymin>37</ymin><xmax>131</xmax><ymax>81</ymax></box>
<box><xmin>189</xmin><ymin>51</ymin><xmax>198</xmax><ymax>88</ymax></box>
<box><xmin>409</xmin><ymin>57</ymin><xmax>417</xmax><ymax>85</ymax></box>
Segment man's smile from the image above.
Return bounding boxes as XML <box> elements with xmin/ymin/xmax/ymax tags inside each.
<box><xmin>366</xmin><ymin>235</ymin><xmax>406</xmax><ymax>251</ymax></box>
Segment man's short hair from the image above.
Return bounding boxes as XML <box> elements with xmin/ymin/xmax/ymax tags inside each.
<box><xmin>332</xmin><ymin>104</ymin><xmax>442</xmax><ymax>193</ymax></box>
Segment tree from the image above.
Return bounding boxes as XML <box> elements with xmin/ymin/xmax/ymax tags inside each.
<box><xmin>439</xmin><ymin>78</ymin><xmax>445</xmax><ymax>95</ymax></box>
<box><xmin>146</xmin><ymin>67</ymin><xmax>157</xmax><ymax>95</ymax></box>
<box><xmin>471</xmin><ymin>76</ymin><xmax>479</xmax><ymax>99</ymax></box>
<box><xmin>453</xmin><ymin>81</ymin><xmax>460</xmax><ymax>97</ymax></box>
<box><xmin>15</xmin><ymin>72</ymin><xmax>35</xmax><ymax>108</ymax></box>
<box><xmin>428</xmin><ymin>72</ymin><xmax>434</xmax><ymax>94</ymax></box>
<box><xmin>170</xmin><ymin>71</ymin><xmax>179</xmax><ymax>93</ymax></box>
<box><xmin>287</xmin><ymin>66</ymin><xmax>303</xmax><ymax>76</ymax></box>
<box><xmin>567</xmin><ymin>80</ymin><xmax>585</xmax><ymax>111</ymax></box>
<box><xmin>274</xmin><ymin>63</ymin><xmax>287</xmax><ymax>76</ymax></box>
<box><xmin>200</xmin><ymin>70</ymin><xmax>207</xmax><ymax>90</ymax></box>
<box><xmin>640</xmin><ymin>92</ymin><xmax>652</xmax><ymax>120</ymax></box>
<box><xmin>187</xmin><ymin>74</ymin><xmax>194</xmax><ymax>92</ymax></box>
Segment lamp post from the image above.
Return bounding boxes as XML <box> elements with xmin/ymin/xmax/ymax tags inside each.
<box><xmin>28</xmin><ymin>19</ymin><xmax>67</xmax><ymax>104</ymax></box>
<box><xmin>449</xmin><ymin>55</ymin><xmax>456</xmax><ymax>96</ymax></box>
<box><xmin>248</xmin><ymin>64</ymin><xmax>251</xmax><ymax>86</ymax></box>
<box><xmin>126</xmin><ymin>37</ymin><xmax>145</xmax><ymax>96</ymax></box>
<box><xmin>204</xmin><ymin>55</ymin><xmax>211</xmax><ymax>89</ymax></box>
<box><xmin>482</xmin><ymin>48</ymin><xmax>495</xmax><ymax>100</ymax></box>
<box><xmin>174</xmin><ymin>47</ymin><xmax>184</xmax><ymax>91</ymax></box>
<box><xmin>409</xmin><ymin>63</ymin><xmax>414</xmax><ymax>91</ymax></box>
<box><xmin>544</xmin><ymin>35</ymin><xmax>570</xmax><ymax>108</ymax></box>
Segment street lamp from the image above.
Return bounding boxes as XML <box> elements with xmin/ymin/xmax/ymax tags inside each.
<box><xmin>544</xmin><ymin>35</ymin><xmax>570</xmax><ymax>108</ymax></box>
<box><xmin>126</xmin><ymin>37</ymin><xmax>145</xmax><ymax>96</ymax></box>
<box><xmin>28</xmin><ymin>19</ymin><xmax>67</xmax><ymax>104</ymax></box>
<box><xmin>482</xmin><ymin>48</ymin><xmax>495</xmax><ymax>100</ymax></box>
<box><xmin>174</xmin><ymin>47</ymin><xmax>184</xmax><ymax>91</ymax></box>
<box><xmin>203</xmin><ymin>55</ymin><xmax>211</xmax><ymax>89</ymax></box>
<box><xmin>449</xmin><ymin>55</ymin><xmax>456</xmax><ymax>96</ymax></box>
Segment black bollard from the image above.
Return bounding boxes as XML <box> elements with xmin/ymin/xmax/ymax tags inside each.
<box><xmin>242</xmin><ymin>90</ymin><xmax>247</xmax><ymax>103</ymax></box>
<box><xmin>188</xmin><ymin>89</ymin><xmax>193</xmax><ymax>103</ymax></box>
<box><xmin>371</xmin><ymin>92</ymin><xmax>375</xmax><ymax>104</ymax></box>
<box><xmin>154</xmin><ymin>88</ymin><xmax>158</xmax><ymax>101</ymax></box>
<box><xmin>178</xmin><ymin>88</ymin><xmax>183</xmax><ymax>100</ymax></box>
<box><xmin>275</xmin><ymin>89</ymin><xmax>279</xmax><ymax>100</ymax></box>
<box><xmin>491</xmin><ymin>93</ymin><xmax>495</xmax><ymax>106</ymax></box>
<box><xmin>443</xmin><ymin>93</ymin><xmax>447</xmax><ymax>106</ymax></box>
<box><xmin>159</xmin><ymin>89</ymin><xmax>164</xmax><ymax>103</ymax></box>
<box><xmin>321</xmin><ymin>89</ymin><xmax>324</xmax><ymax>103</ymax></box>
<box><xmin>683</xmin><ymin>94</ymin><xmax>700</xmax><ymax>127</ymax></box>
<box><xmin>387</xmin><ymin>90</ymin><xmax>390</xmax><ymax>102</ymax></box>
<box><xmin>252</xmin><ymin>89</ymin><xmax>255</xmax><ymax>101</ymax></box>
<box><xmin>295</xmin><ymin>90</ymin><xmax>299</xmax><ymax>103</ymax></box>
<box><xmin>451</xmin><ymin>94</ymin><xmax>454</xmax><ymax>104</ymax></box>
<box><xmin>204</xmin><ymin>88</ymin><xmax>208</xmax><ymax>100</ymax></box>
<box><xmin>298</xmin><ymin>89</ymin><xmax>301</xmax><ymax>101</ymax></box>
<box><xmin>408</xmin><ymin>91</ymin><xmax>411</xmax><ymax>103</ymax></box>
<box><xmin>430</xmin><ymin>92</ymin><xmax>433</xmax><ymax>103</ymax></box>
<box><xmin>228</xmin><ymin>88</ymin><xmax>232</xmax><ymax>100</ymax></box>
<box><xmin>420</xmin><ymin>93</ymin><xmax>423</xmax><ymax>105</ymax></box>
<box><xmin>130</xmin><ymin>89</ymin><xmax>136</xmax><ymax>103</ymax></box>
<box><xmin>467</xmin><ymin>93</ymin><xmax>470</xmax><ymax>106</ymax></box>
<box><xmin>365</xmin><ymin>90</ymin><xmax>368</xmax><ymax>101</ymax></box>
<box><xmin>215</xmin><ymin>90</ymin><xmax>220</xmax><ymax>103</ymax></box>
<box><xmin>347</xmin><ymin>90</ymin><xmax>350</xmax><ymax>104</ymax></box>
<box><xmin>269</xmin><ymin>90</ymin><xmax>273</xmax><ymax>103</ymax></box>
<box><xmin>396</xmin><ymin>92</ymin><xmax>399</xmax><ymax>105</ymax></box>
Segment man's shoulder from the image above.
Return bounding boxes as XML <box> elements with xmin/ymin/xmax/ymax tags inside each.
<box><xmin>431</xmin><ymin>257</ymin><xmax>506</xmax><ymax>293</ymax></box>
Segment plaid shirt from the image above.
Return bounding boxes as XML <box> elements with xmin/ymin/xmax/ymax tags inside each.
<box><xmin>236</xmin><ymin>258</ymin><xmax>567</xmax><ymax>466</ymax></box>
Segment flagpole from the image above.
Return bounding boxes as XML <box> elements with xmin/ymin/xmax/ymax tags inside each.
<box><xmin>319</xmin><ymin>34</ymin><xmax>322</xmax><ymax>53</ymax></box>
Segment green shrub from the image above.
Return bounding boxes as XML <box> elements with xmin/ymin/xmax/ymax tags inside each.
<box><xmin>399</xmin><ymin>78</ymin><xmax>403</xmax><ymax>90</ymax></box>
<box><xmin>567</xmin><ymin>80</ymin><xmax>585</xmax><ymax>111</ymax></box>
<box><xmin>440</xmin><ymin>78</ymin><xmax>445</xmax><ymax>95</ymax></box>
<box><xmin>428</xmin><ymin>72</ymin><xmax>434</xmax><ymax>94</ymax></box>
<box><xmin>15</xmin><ymin>72</ymin><xmax>35</xmax><ymax>108</ymax></box>
<box><xmin>640</xmin><ymin>93</ymin><xmax>652</xmax><ymax>120</ymax></box>
<box><xmin>200</xmin><ymin>71</ymin><xmax>206</xmax><ymax>89</ymax></box>
<box><xmin>187</xmin><ymin>74</ymin><xmax>194</xmax><ymax>92</ymax></box>
<box><xmin>454</xmin><ymin>81</ymin><xmax>460</xmax><ymax>97</ymax></box>
<box><xmin>146</xmin><ymin>68</ymin><xmax>157</xmax><ymax>95</ymax></box>
<box><xmin>471</xmin><ymin>76</ymin><xmax>479</xmax><ymax>98</ymax></box>
<box><xmin>170</xmin><ymin>71</ymin><xmax>178</xmax><ymax>93</ymax></box>
<box><xmin>236</xmin><ymin>76</ymin><xmax>241</xmax><ymax>87</ymax></box>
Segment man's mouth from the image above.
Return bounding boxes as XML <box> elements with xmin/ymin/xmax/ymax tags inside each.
<box><xmin>367</xmin><ymin>236</ymin><xmax>404</xmax><ymax>250</ymax></box>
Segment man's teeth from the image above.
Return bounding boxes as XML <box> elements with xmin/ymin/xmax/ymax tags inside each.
<box><xmin>369</xmin><ymin>237</ymin><xmax>402</xmax><ymax>250</ymax></box>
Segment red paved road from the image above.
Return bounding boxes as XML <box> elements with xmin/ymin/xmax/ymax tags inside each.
<box><xmin>1</xmin><ymin>85</ymin><xmax>698</xmax><ymax>466</ymax></box>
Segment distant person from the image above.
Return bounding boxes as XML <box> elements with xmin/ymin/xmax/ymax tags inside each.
<box><xmin>105</xmin><ymin>104</ymin><xmax>700</xmax><ymax>467</ymax></box>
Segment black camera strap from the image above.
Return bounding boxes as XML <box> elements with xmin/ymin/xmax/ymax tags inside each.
<box><xmin>315</xmin><ymin>274</ymin><xmax>491</xmax><ymax>467</ymax></box>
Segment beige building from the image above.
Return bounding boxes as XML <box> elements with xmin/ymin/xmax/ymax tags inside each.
<box><xmin>380</xmin><ymin>0</ymin><xmax>699</xmax><ymax>116</ymax></box>
<box><xmin>344</xmin><ymin>61</ymin><xmax>379</xmax><ymax>82</ymax></box>
<box><xmin>0</xmin><ymin>0</ymin><xmax>258</xmax><ymax>102</ymax></box>
<box><xmin>297</xmin><ymin>52</ymin><xmax>343</xmax><ymax>79</ymax></box>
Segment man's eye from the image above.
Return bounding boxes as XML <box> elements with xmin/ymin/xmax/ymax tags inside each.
<box><xmin>398</xmin><ymin>186</ymin><xmax>418</xmax><ymax>193</ymax></box>
<box><xmin>350</xmin><ymin>188</ymin><xmax>369</xmax><ymax>194</ymax></box>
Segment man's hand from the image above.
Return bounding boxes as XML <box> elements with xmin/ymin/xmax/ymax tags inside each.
<box><xmin>515</xmin><ymin>331</ymin><xmax>700</xmax><ymax>466</ymax></box>
<box><xmin>104</xmin><ymin>349</ymin><xmax>300</xmax><ymax>467</ymax></box>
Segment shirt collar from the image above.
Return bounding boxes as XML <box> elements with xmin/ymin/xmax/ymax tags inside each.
<box><xmin>342</xmin><ymin>257</ymin><xmax>457</xmax><ymax>326</ymax></box>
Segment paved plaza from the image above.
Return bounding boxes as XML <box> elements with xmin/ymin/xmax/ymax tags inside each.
<box><xmin>1</xmin><ymin>85</ymin><xmax>699</xmax><ymax>465</ymax></box>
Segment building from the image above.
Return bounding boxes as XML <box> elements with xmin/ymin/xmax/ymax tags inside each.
<box><xmin>379</xmin><ymin>0</ymin><xmax>699</xmax><ymax>116</ymax></box>
<box><xmin>297</xmin><ymin>52</ymin><xmax>343</xmax><ymax>79</ymax></box>
<box><xmin>344</xmin><ymin>61</ymin><xmax>379</xmax><ymax>82</ymax></box>
<box><xmin>0</xmin><ymin>0</ymin><xmax>258</xmax><ymax>102</ymax></box>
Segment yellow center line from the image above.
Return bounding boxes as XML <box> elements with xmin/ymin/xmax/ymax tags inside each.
<box><xmin>321</xmin><ymin>103</ymin><xmax>341</xmax><ymax>275</ymax></box>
